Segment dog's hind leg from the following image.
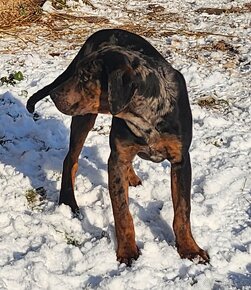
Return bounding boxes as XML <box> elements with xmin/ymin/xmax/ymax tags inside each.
<box><xmin>128</xmin><ymin>165</ymin><xmax>142</xmax><ymax>187</ymax></box>
<box><xmin>171</xmin><ymin>153</ymin><xmax>210</xmax><ymax>263</ymax></box>
<box><xmin>59</xmin><ymin>114</ymin><xmax>97</xmax><ymax>212</ymax></box>
<box><xmin>169</xmin><ymin>71</ymin><xmax>209</xmax><ymax>263</ymax></box>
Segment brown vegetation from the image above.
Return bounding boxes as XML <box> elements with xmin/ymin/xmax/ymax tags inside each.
<box><xmin>195</xmin><ymin>3</ymin><xmax>251</xmax><ymax>15</ymax></box>
<box><xmin>0</xmin><ymin>0</ymin><xmax>46</xmax><ymax>28</ymax></box>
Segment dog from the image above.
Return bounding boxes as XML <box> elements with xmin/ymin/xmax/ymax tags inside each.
<box><xmin>27</xmin><ymin>28</ymin><xmax>209</xmax><ymax>266</ymax></box>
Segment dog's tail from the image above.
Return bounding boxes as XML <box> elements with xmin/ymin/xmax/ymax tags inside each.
<box><xmin>26</xmin><ymin>57</ymin><xmax>78</xmax><ymax>113</ymax></box>
<box><xmin>26</xmin><ymin>84</ymin><xmax>54</xmax><ymax>113</ymax></box>
<box><xmin>26</xmin><ymin>67</ymin><xmax>73</xmax><ymax>113</ymax></box>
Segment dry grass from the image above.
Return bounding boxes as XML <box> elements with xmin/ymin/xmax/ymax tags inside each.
<box><xmin>197</xmin><ymin>95</ymin><xmax>230</xmax><ymax>113</ymax></box>
<box><xmin>25</xmin><ymin>187</ymin><xmax>46</xmax><ymax>210</ymax></box>
<box><xmin>145</xmin><ymin>4</ymin><xmax>182</xmax><ymax>24</ymax></box>
<box><xmin>195</xmin><ymin>3</ymin><xmax>251</xmax><ymax>15</ymax></box>
<box><xmin>117</xmin><ymin>23</ymin><xmax>158</xmax><ymax>37</ymax></box>
<box><xmin>195</xmin><ymin>39</ymin><xmax>239</xmax><ymax>56</ymax></box>
<box><xmin>0</xmin><ymin>0</ymin><xmax>46</xmax><ymax>28</ymax></box>
<box><xmin>0</xmin><ymin>1</ymin><xmax>249</xmax><ymax>53</ymax></box>
<box><xmin>33</xmin><ymin>12</ymin><xmax>110</xmax><ymax>43</ymax></box>
<box><xmin>47</xmin><ymin>12</ymin><xmax>109</xmax><ymax>24</ymax></box>
<box><xmin>117</xmin><ymin>22</ymin><xmax>238</xmax><ymax>39</ymax></box>
<box><xmin>51</xmin><ymin>0</ymin><xmax>96</xmax><ymax>10</ymax></box>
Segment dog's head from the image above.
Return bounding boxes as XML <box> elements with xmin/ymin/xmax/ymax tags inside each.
<box><xmin>49</xmin><ymin>46</ymin><xmax>167</xmax><ymax>120</ymax></box>
<box><xmin>49</xmin><ymin>56</ymin><xmax>101</xmax><ymax>115</ymax></box>
<box><xmin>49</xmin><ymin>48</ymin><xmax>140</xmax><ymax>116</ymax></box>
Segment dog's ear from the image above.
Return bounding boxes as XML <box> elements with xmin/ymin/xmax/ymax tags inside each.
<box><xmin>108</xmin><ymin>67</ymin><xmax>137</xmax><ymax>115</ymax></box>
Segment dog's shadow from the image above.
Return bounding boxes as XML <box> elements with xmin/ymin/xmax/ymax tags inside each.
<box><xmin>0</xmin><ymin>92</ymin><xmax>105</xmax><ymax>208</ymax></box>
<box><xmin>133</xmin><ymin>198</ymin><xmax>175</xmax><ymax>245</ymax></box>
<box><xmin>0</xmin><ymin>92</ymin><xmax>175</xmax><ymax>248</ymax></box>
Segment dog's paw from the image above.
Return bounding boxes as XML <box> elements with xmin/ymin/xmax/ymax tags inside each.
<box><xmin>129</xmin><ymin>175</ymin><xmax>142</xmax><ymax>187</ymax></box>
<box><xmin>179</xmin><ymin>248</ymin><xmax>210</xmax><ymax>264</ymax></box>
<box><xmin>117</xmin><ymin>245</ymin><xmax>141</xmax><ymax>267</ymax></box>
<box><xmin>59</xmin><ymin>194</ymin><xmax>79</xmax><ymax>215</ymax></box>
<box><xmin>73</xmin><ymin>208</ymin><xmax>83</xmax><ymax>220</ymax></box>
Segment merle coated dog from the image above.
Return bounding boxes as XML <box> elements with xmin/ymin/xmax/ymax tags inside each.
<box><xmin>27</xmin><ymin>29</ymin><xmax>209</xmax><ymax>265</ymax></box>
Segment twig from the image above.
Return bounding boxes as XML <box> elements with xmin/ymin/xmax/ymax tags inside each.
<box><xmin>241</xmin><ymin>177</ymin><xmax>251</xmax><ymax>204</ymax></box>
<box><xmin>0</xmin><ymin>29</ymin><xmax>28</xmax><ymax>44</ymax></box>
<box><xmin>161</xmin><ymin>28</ymin><xmax>242</xmax><ymax>39</ymax></box>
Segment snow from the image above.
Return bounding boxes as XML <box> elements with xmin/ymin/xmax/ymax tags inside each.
<box><xmin>0</xmin><ymin>0</ymin><xmax>250</xmax><ymax>289</ymax></box>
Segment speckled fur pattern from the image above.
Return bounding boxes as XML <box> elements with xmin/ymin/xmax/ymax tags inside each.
<box><xmin>26</xmin><ymin>29</ymin><xmax>209</xmax><ymax>266</ymax></box>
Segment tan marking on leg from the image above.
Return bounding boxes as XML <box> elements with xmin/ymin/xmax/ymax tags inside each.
<box><xmin>128</xmin><ymin>165</ymin><xmax>142</xmax><ymax>187</ymax></box>
<box><xmin>71</xmin><ymin>162</ymin><xmax>78</xmax><ymax>189</ymax></box>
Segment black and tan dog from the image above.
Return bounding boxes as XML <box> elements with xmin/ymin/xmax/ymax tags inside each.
<box><xmin>27</xmin><ymin>29</ymin><xmax>209</xmax><ymax>265</ymax></box>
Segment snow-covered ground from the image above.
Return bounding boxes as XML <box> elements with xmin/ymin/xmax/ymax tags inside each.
<box><xmin>0</xmin><ymin>0</ymin><xmax>250</xmax><ymax>289</ymax></box>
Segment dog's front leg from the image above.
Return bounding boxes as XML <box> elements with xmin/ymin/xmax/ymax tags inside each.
<box><xmin>171</xmin><ymin>152</ymin><xmax>210</xmax><ymax>263</ymax></box>
<box><xmin>108</xmin><ymin>151</ymin><xmax>140</xmax><ymax>266</ymax></box>
<box><xmin>107</xmin><ymin>117</ymin><xmax>141</xmax><ymax>266</ymax></box>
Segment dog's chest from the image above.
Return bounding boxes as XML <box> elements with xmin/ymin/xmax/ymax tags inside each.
<box><xmin>119</xmin><ymin>112</ymin><xmax>182</xmax><ymax>164</ymax></box>
<box><xmin>137</xmin><ymin>132</ymin><xmax>182</xmax><ymax>164</ymax></box>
